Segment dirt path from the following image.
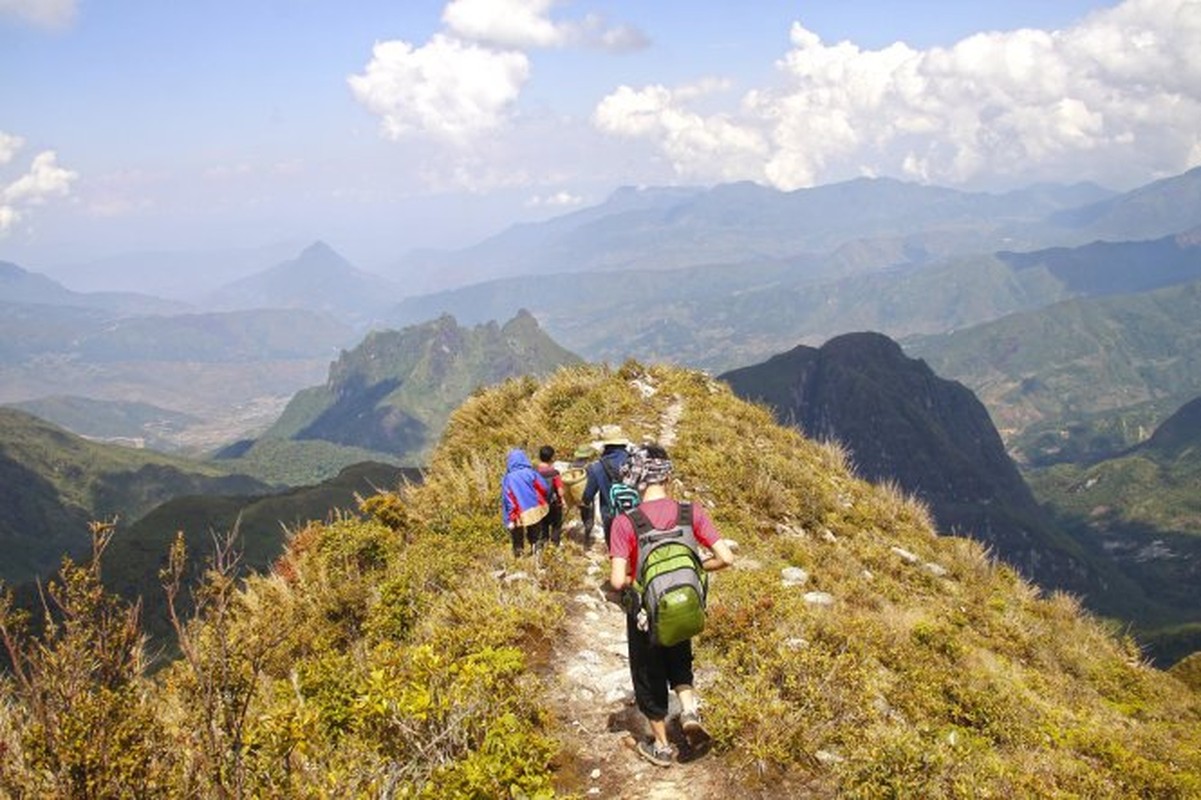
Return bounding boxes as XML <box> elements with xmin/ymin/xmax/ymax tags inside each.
<box><xmin>546</xmin><ymin>388</ymin><xmax>737</xmax><ymax>797</ymax></box>
<box><xmin>548</xmin><ymin>543</ymin><xmax>732</xmax><ymax>798</ymax></box>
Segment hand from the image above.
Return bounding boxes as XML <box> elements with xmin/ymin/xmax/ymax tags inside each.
<box><xmin>620</xmin><ymin>586</ymin><xmax>642</xmax><ymax>615</ymax></box>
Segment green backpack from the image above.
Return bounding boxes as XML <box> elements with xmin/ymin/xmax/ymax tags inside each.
<box><xmin>629</xmin><ymin>503</ymin><xmax>708</xmax><ymax>647</ymax></box>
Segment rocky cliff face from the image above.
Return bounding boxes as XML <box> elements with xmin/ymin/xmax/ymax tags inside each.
<box><xmin>720</xmin><ymin>331</ymin><xmax>1106</xmax><ymax>597</ymax></box>
<box><xmin>263</xmin><ymin>310</ymin><xmax>581</xmax><ymax>459</ymax></box>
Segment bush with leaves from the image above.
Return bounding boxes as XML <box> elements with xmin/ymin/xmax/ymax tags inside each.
<box><xmin>0</xmin><ymin>522</ymin><xmax>171</xmax><ymax>798</ymax></box>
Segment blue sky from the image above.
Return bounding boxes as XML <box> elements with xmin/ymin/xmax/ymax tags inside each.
<box><xmin>2</xmin><ymin>0</ymin><xmax>1199</xmax><ymax>281</ymax></box>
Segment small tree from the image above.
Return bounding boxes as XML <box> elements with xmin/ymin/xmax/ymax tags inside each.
<box><xmin>0</xmin><ymin>520</ymin><xmax>169</xmax><ymax>798</ymax></box>
<box><xmin>161</xmin><ymin>525</ymin><xmax>295</xmax><ymax>798</ymax></box>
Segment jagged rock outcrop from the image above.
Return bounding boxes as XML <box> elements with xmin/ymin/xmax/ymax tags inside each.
<box><xmin>261</xmin><ymin>310</ymin><xmax>581</xmax><ymax>459</ymax></box>
<box><xmin>720</xmin><ymin>331</ymin><xmax>1106</xmax><ymax>598</ymax></box>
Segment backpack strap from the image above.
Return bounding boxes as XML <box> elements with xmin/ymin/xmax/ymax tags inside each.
<box><xmin>626</xmin><ymin>506</ymin><xmax>657</xmax><ymax>537</ymax></box>
<box><xmin>630</xmin><ymin>502</ymin><xmax>691</xmax><ymax>534</ymax></box>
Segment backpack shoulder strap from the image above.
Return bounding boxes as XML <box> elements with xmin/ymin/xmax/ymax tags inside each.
<box><xmin>601</xmin><ymin>453</ymin><xmax>622</xmax><ymax>482</ymax></box>
<box><xmin>625</xmin><ymin>506</ymin><xmax>656</xmax><ymax>537</ymax></box>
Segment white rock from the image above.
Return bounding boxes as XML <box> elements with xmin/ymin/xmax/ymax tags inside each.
<box><xmin>891</xmin><ymin>546</ymin><xmax>920</xmax><ymax>564</ymax></box>
<box><xmin>924</xmin><ymin>562</ymin><xmax>949</xmax><ymax>577</ymax></box>
<box><xmin>804</xmin><ymin>591</ymin><xmax>835</xmax><ymax>606</ymax></box>
<box><xmin>781</xmin><ymin>566</ymin><xmax>810</xmax><ymax>587</ymax></box>
<box><xmin>590</xmin><ymin>768</ymin><xmax>602</xmax><ymax>780</ymax></box>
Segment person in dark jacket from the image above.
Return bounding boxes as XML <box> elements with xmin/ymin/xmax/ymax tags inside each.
<box><xmin>500</xmin><ymin>448</ymin><xmax>549</xmax><ymax>556</ymax></box>
<box><xmin>580</xmin><ymin>425</ymin><xmax>630</xmax><ymax>550</ymax></box>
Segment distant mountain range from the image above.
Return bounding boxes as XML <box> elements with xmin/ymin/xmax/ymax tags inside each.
<box><xmin>383</xmin><ymin>176</ymin><xmax>1119</xmax><ymax>294</ymax></box>
<box><xmin>204</xmin><ymin>241</ymin><xmax>403</xmax><ymax>324</ymax></box>
<box><xmin>908</xmin><ymin>275</ymin><xmax>1201</xmax><ymax>466</ymax></box>
<box><xmin>1</xmin><ymin>260</ymin><xmax>189</xmax><ymax>316</ymax></box>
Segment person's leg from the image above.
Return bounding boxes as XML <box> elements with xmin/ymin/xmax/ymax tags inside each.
<box><xmin>665</xmin><ymin>640</ymin><xmax>706</xmax><ymax>736</ymax></box>
<box><xmin>580</xmin><ymin>503</ymin><xmax>595</xmax><ymax>546</ymax></box>
<box><xmin>627</xmin><ymin>614</ymin><xmax>671</xmax><ymax>746</ymax></box>
<box><xmin>527</xmin><ymin>523</ymin><xmax>542</xmax><ymax>553</ymax></box>
<box><xmin>665</xmin><ymin>639</ymin><xmax>696</xmax><ymax>708</ymax></box>
<box><xmin>510</xmin><ymin>526</ymin><xmax>524</xmax><ymax>556</ymax></box>
<box><xmin>549</xmin><ymin>504</ymin><xmax>563</xmax><ymax>546</ymax></box>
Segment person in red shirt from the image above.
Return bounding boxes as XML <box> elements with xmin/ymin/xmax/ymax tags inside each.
<box><xmin>608</xmin><ymin>443</ymin><xmax>735</xmax><ymax>767</ymax></box>
<box><xmin>535</xmin><ymin>444</ymin><xmax>565</xmax><ymax>547</ymax></box>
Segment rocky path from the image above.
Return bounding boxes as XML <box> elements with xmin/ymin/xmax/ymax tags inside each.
<box><xmin>548</xmin><ymin>542</ymin><xmax>730</xmax><ymax>798</ymax></box>
<box><xmin>546</xmin><ymin>388</ymin><xmax>734</xmax><ymax>797</ymax></box>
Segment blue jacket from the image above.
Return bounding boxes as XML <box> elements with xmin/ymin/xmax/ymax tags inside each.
<box><xmin>501</xmin><ymin>449</ymin><xmax>549</xmax><ymax>528</ymax></box>
<box><xmin>581</xmin><ymin>446</ymin><xmax>629</xmax><ymax>519</ymax></box>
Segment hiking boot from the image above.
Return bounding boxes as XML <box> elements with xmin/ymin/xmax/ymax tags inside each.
<box><xmin>635</xmin><ymin>739</ymin><xmax>673</xmax><ymax>768</ymax></box>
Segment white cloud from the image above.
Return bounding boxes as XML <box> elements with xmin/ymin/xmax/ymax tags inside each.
<box><xmin>0</xmin><ymin>0</ymin><xmax>77</xmax><ymax>29</ymax></box>
<box><xmin>0</xmin><ymin>131</ymin><xmax>23</xmax><ymax>165</ymax></box>
<box><xmin>526</xmin><ymin>190</ymin><xmax>585</xmax><ymax>208</ymax></box>
<box><xmin>594</xmin><ymin>84</ymin><xmax>769</xmax><ymax>183</ymax></box>
<box><xmin>0</xmin><ymin>139</ymin><xmax>77</xmax><ymax>235</ymax></box>
<box><xmin>593</xmin><ymin>0</ymin><xmax>1201</xmax><ymax>190</ymax></box>
<box><xmin>349</xmin><ymin>33</ymin><xmax>530</xmax><ymax>145</ymax></box>
<box><xmin>442</xmin><ymin>0</ymin><xmax>647</xmax><ymax>51</ymax></box>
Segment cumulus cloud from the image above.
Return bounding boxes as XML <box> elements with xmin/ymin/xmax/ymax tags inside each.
<box><xmin>594</xmin><ymin>0</ymin><xmax>1201</xmax><ymax>189</ymax></box>
<box><xmin>0</xmin><ymin>134</ymin><xmax>77</xmax><ymax>235</ymax></box>
<box><xmin>349</xmin><ymin>34</ymin><xmax>530</xmax><ymax>145</ymax></box>
<box><xmin>442</xmin><ymin>0</ymin><xmax>647</xmax><ymax>51</ymax></box>
<box><xmin>351</xmin><ymin>0</ymin><xmax>646</xmax><ymax>160</ymax></box>
<box><xmin>594</xmin><ymin>82</ymin><xmax>769</xmax><ymax>183</ymax></box>
<box><xmin>0</xmin><ymin>0</ymin><xmax>77</xmax><ymax>29</ymax></box>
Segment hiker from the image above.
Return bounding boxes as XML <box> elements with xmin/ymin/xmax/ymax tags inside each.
<box><xmin>500</xmin><ymin>448</ymin><xmax>549</xmax><ymax>556</ymax></box>
<box><xmin>608</xmin><ymin>443</ymin><xmax>735</xmax><ymax>767</ymax></box>
<box><xmin>562</xmin><ymin>445</ymin><xmax>595</xmax><ymax>538</ymax></box>
<box><xmin>535</xmin><ymin>445</ymin><xmax>565</xmax><ymax>547</ymax></box>
<box><xmin>580</xmin><ymin>425</ymin><xmax>631</xmax><ymax>550</ymax></box>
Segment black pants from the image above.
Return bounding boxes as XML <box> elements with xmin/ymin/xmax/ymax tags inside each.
<box><xmin>510</xmin><ymin>524</ymin><xmax>540</xmax><ymax>556</ymax></box>
<box><xmin>540</xmin><ymin>503</ymin><xmax>563</xmax><ymax>546</ymax></box>
<box><xmin>626</xmin><ymin>612</ymin><xmax>694</xmax><ymax>721</ymax></box>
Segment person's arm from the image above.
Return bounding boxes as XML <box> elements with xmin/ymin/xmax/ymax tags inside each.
<box><xmin>692</xmin><ymin>503</ymin><xmax>734</xmax><ymax>571</ymax></box>
<box><xmin>701</xmin><ymin>539</ymin><xmax>735</xmax><ymax>572</ymax></box>
<box><xmin>610</xmin><ymin>557</ymin><xmax>629</xmax><ymax>591</ymax></box>
<box><xmin>501</xmin><ymin>484</ymin><xmax>515</xmax><ymax>528</ymax></box>
<box><xmin>581</xmin><ymin>464</ymin><xmax>598</xmax><ymax>506</ymax></box>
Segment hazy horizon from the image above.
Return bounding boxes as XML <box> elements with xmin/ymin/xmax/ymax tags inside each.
<box><xmin>3</xmin><ymin>0</ymin><xmax>1199</xmax><ymax>282</ymax></box>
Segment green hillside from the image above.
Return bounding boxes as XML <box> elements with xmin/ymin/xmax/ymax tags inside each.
<box><xmin>259</xmin><ymin>310</ymin><xmax>581</xmax><ymax>463</ymax></box>
<box><xmin>908</xmin><ymin>278</ymin><xmax>1201</xmax><ymax>465</ymax></box>
<box><xmin>1025</xmin><ymin>395</ymin><xmax>1201</xmax><ymax>662</ymax></box>
<box><xmin>2</xmin><ymin>363</ymin><xmax>1197</xmax><ymax>797</ymax></box>
<box><xmin>102</xmin><ymin>461</ymin><xmax>422</xmax><ymax>647</ymax></box>
<box><xmin>0</xmin><ymin>408</ymin><xmax>269</xmax><ymax>584</ymax></box>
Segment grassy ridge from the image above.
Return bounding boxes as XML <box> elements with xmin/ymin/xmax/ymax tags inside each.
<box><xmin>2</xmin><ymin>363</ymin><xmax>1199</xmax><ymax>796</ymax></box>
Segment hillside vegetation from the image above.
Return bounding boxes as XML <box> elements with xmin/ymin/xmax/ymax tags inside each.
<box><xmin>909</xmin><ymin>277</ymin><xmax>1201</xmax><ymax>465</ymax></box>
<box><xmin>254</xmin><ymin>310</ymin><xmax>580</xmax><ymax>467</ymax></box>
<box><xmin>2</xmin><ymin>363</ymin><xmax>1198</xmax><ymax>797</ymax></box>
<box><xmin>0</xmin><ymin>408</ymin><xmax>268</xmax><ymax>583</ymax></box>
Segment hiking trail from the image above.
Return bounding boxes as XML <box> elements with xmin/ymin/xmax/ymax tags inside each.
<box><xmin>544</xmin><ymin>389</ymin><xmax>745</xmax><ymax>798</ymax></box>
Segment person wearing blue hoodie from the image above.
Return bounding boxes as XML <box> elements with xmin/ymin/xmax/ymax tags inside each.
<box><xmin>501</xmin><ymin>448</ymin><xmax>550</xmax><ymax>556</ymax></box>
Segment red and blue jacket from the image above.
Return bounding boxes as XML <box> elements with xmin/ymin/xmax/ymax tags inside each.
<box><xmin>501</xmin><ymin>448</ymin><xmax>549</xmax><ymax>528</ymax></box>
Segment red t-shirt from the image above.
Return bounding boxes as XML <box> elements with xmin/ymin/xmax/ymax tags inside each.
<box><xmin>609</xmin><ymin>497</ymin><xmax>721</xmax><ymax>581</ymax></box>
